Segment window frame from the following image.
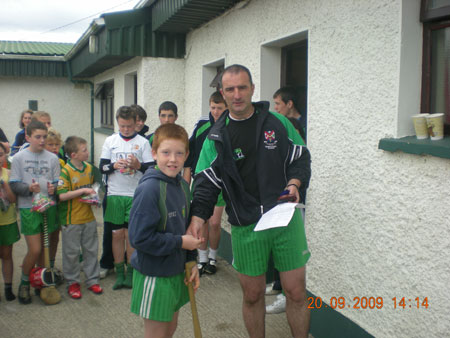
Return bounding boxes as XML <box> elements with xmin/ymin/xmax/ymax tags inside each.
<box><xmin>96</xmin><ymin>81</ymin><xmax>114</xmax><ymax>130</ymax></box>
<box><xmin>420</xmin><ymin>0</ymin><xmax>450</xmax><ymax>131</ymax></box>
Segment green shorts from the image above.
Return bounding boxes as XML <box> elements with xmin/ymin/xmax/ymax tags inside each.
<box><xmin>131</xmin><ymin>269</ymin><xmax>189</xmax><ymax>322</ymax></box>
<box><xmin>216</xmin><ymin>191</ymin><xmax>225</xmax><ymax>207</ymax></box>
<box><xmin>19</xmin><ymin>206</ymin><xmax>59</xmax><ymax>236</ymax></box>
<box><xmin>104</xmin><ymin>196</ymin><xmax>133</xmax><ymax>225</ymax></box>
<box><xmin>231</xmin><ymin>209</ymin><xmax>310</xmax><ymax>276</ymax></box>
<box><xmin>0</xmin><ymin>222</ymin><xmax>20</xmax><ymax>246</ymax></box>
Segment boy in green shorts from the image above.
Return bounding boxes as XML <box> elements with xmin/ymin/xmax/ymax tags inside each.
<box><xmin>99</xmin><ymin>106</ymin><xmax>153</xmax><ymax>289</ymax></box>
<box><xmin>10</xmin><ymin>120</ymin><xmax>60</xmax><ymax>304</ymax></box>
<box><xmin>183</xmin><ymin>91</ymin><xmax>227</xmax><ymax>275</ymax></box>
<box><xmin>0</xmin><ymin>142</ymin><xmax>20</xmax><ymax>301</ymax></box>
<box><xmin>129</xmin><ymin>123</ymin><xmax>202</xmax><ymax>338</ymax></box>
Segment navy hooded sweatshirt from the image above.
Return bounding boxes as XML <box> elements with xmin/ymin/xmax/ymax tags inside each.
<box><xmin>128</xmin><ymin>167</ymin><xmax>196</xmax><ymax>277</ymax></box>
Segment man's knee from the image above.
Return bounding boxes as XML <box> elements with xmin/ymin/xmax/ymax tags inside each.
<box><xmin>281</xmin><ymin>267</ymin><xmax>307</xmax><ymax>303</ymax></box>
<box><xmin>242</xmin><ymin>284</ymin><xmax>265</xmax><ymax>304</ymax></box>
<box><xmin>284</xmin><ymin>284</ymin><xmax>307</xmax><ymax>303</ymax></box>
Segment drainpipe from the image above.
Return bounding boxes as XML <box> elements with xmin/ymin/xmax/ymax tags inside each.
<box><xmin>66</xmin><ymin>61</ymin><xmax>95</xmax><ymax>163</ymax></box>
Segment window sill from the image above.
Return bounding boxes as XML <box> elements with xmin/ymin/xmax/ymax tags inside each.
<box><xmin>94</xmin><ymin>127</ymin><xmax>114</xmax><ymax>136</ymax></box>
<box><xmin>378</xmin><ymin>136</ymin><xmax>450</xmax><ymax>159</ymax></box>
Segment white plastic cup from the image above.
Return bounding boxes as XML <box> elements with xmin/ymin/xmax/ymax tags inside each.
<box><xmin>411</xmin><ymin>114</ymin><xmax>429</xmax><ymax>139</ymax></box>
<box><xmin>425</xmin><ymin>113</ymin><xmax>444</xmax><ymax>140</ymax></box>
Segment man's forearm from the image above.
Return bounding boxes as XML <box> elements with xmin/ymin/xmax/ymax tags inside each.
<box><xmin>187</xmin><ymin>216</ymin><xmax>206</xmax><ymax>239</ymax></box>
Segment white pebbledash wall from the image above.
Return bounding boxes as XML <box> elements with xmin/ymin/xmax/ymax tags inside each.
<box><xmin>180</xmin><ymin>0</ymin><xmax>448</xmax><ymax>337</ymax></box>
<box><xmin>0</xmin><ymin>77</ymin><xmax>90</xmax><ymax>147</ymax></box>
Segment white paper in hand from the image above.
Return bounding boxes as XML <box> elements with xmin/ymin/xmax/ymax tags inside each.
<box><xmin>254</xmin><ymin>202</ymin><xmax>298</xmax><ymax>231</ymax></box>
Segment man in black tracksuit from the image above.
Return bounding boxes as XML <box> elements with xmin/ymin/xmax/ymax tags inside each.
<box><xmin>188</xmin><ymin>65</ymin><xmax>311</xmax><ymax>338</ymax></box>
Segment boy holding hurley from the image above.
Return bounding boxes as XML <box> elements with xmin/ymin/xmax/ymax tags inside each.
<box><xmin>129</xmin><ymin>123</ymin><xmax>202</xmax><ymax>338</ymax></box>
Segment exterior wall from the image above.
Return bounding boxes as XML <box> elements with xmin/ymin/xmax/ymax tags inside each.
<box><xmin>0</xmin><ymin>76</ymin><xmax>90</xmax><ymax>147</ymax></box>
<box><xmin>182</xmin><ymin>0</ymin><xmax>448</xmax><ymax>337</ymax></box>
<box><xmin>91</xmin><ymin>57</ymin><xmax>185</xmax><ymax>165</ymax></box>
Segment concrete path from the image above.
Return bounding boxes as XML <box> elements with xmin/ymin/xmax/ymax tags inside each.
<box><xmin>0</xmin><ymin>209</ymin><xmax>305</xmax><ymax>337</ymax></box>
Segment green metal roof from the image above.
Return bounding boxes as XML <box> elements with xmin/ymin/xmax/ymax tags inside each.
<box><xmin>0</xmin><ymin>59</ymin><xmax>68</xmax><ymax>77</ymax></box>
<box><xmin>0</xmin><ymin>41</ymin><xmax>73</xmax><ymax>56</ymax></box>
<box><xmin>151</xmin><ymin>0</ymin><xmax>242</xmax><ymax>33</ymax></box>
<box><xmin>67</xmin><ymin>7</ymin><xmax>185</xmax><ymax>78</ymax></box>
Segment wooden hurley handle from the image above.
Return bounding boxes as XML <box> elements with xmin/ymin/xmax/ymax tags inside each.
<box><xmin>185</xmin><ymin>261</ymin><xmax>202</xmax><ymax>338</ymax></box>
<box><xmin>42</xmin><ymin>212</ymin><xmax>51</xmax><ymax>269</ymax></box>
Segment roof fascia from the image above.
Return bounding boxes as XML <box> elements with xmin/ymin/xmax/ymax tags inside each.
<box><xmin>65</xmin><ymin>18</ymin><xmax>105</xmax><ymax>60</ymax></box>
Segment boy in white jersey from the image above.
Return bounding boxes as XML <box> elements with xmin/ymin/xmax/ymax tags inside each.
<box><xmin>99</xmin><ymin>106</ymin><xmax>153</xmax><ymax>290</ymax></box>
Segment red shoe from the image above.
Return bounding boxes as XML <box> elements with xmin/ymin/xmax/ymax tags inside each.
<box><xmin>68</xmin><ymin>283</ymin><xmax>82</xmax><ymax>299</ymax></box>
<box><xmin>88</xmin><ymin>284</ymin><xmax>103</xmax><ymax>294</ymax></box>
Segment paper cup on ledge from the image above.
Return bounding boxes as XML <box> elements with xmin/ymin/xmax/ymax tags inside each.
<box><xmin>411</xmin><ymin>114</ymin><xmax>429</xmax><ymax>139</ymax></box>
<box><xmin>425</xmin><ymin>113</ymin><xmax>444</xmax><ymax>140</ymax></box>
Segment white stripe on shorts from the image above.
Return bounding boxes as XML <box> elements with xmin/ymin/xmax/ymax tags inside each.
<box><xmin>140</xmin><ymin>276</ymin><xmax>156</xmax><ymax>318</ymax></box>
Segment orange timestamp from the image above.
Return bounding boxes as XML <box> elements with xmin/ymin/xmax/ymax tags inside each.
<box><xmin>308</xmin><ymin>296</ymin><xmax>429</xmax><ymax>310</ymax></box>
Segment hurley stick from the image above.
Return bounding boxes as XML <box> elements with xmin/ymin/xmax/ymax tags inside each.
<box><xmin>185</xmin><ymin>261</ymin><xmax>202</xmax><ymax>338</ymax></box>
<box><xmin>40</xmin><ymin>212</ymin><xmax>61</xmax><ymax>305</ymax></box>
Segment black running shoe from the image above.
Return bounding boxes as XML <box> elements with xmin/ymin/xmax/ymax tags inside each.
<box><xmin>204</xmin><ymin>259</ymin><xmax>217</xmax><ymax>275</ymax></box>
<box><xmin>197</xmin><ymin>262</ymin><xmax>207</xmax><ymax>276</ymax></box>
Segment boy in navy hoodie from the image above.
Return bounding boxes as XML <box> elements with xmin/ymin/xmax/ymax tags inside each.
<box><xmin>129</xmin><ymin>123</ymin><xmax>202</xmax><ymax>338</ymax></box>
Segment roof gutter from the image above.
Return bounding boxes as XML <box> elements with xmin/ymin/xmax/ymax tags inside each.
<box><xmin>0</xmin><ymin>54</ymin><xmax>65</xmax><ymax>61</ymax></box>
<box><xmin>65</xmin><ymin>18</ymin><xmax>105</xmax><ymax>61</ymax></box>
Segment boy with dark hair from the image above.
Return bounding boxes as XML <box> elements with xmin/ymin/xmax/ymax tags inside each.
<box><xmin>10</xmin><ymin>120</ymin><xmax>60</xmax><ymax>304</ymax></box>
<box><xmin>183</xmin><ymin>91</ymin><xmax>227</xmax><ymax>275</ymax></box>
<box><xmin>58</xmin><ymin>136</ymin><xmax>102</xmax><ymax>299</ymax></box>
<box><xmin>147</xmin><ymin>101</ymin><xmax>178</xmax><ymax>146</ymax></box>
<box><xmin>130</xmin><ymin>104</ymin><xmax>149</xmax><ymax>137</ymax></box>
<box><xmin>129</xmin><ymin>123</ymin><xmax>202</xmax><ymax>338</ymax></box>
<box><xmin>99</xmin><ymin>106</ymin><xmax>153</xmax><ymax>290</ymax></box>
<box><xmin>273</xmin><ymin>86</ymin><xmax>307</xmax><ymax>141</ymax></box>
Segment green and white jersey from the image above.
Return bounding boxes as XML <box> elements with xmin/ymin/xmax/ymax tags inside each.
<box><xmin>100</xmin><ymin>133</ymin><xmax>153</xmax><ymax>197</ymax></box>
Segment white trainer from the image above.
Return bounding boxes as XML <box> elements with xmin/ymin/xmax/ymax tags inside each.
<box><xmin>265</xmin><ymin>282</ymin><xmax>282</xmax><ymax>296</ymax></box>
<box><xmin>100</xmin><ymin>268</ymin><xmax>113</xmax><ymax>279</ymax></box>
<box><xmin>266</xmin><ymin>294</ymin><xmax>286</xmax><ymax>314</ymax></box>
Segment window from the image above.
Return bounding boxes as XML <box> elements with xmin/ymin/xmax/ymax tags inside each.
<box><xmin>28</xmin><ymin>100</ymin><xmax>38</xmax><ymax>111</ymax></box>
<box><xmin>95</xmin><ymin>81</ymin><xmax>114</xmax><ymax>129</ymax></box>
<box><xmin>281</xmin><ymin>41</ymin><xmax>308</xmax><ymax>141</ymax></box>
<box><xmin>421</xmin><ymin>0</ymin><xmax>450</xmax><ymax>132</ymax></box>
<box><xmin>202</xmin><ymin>59</ymin><xmax>225</xmax><ymax>116</ymax></box>
<box><xmin>209</xmin><ymin>65</ymin><xmax>224</xmax><ymax>90</ymax></box>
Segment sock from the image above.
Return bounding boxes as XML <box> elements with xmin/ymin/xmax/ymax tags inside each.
<box><xmin>21</xmin><ymin>273</ymin><xmax>30</xmax><ymax>285</ymax></box>
<box><xmin>113</xmin><ymin>262</ymin><xmax>125</xmax><ymax>290</ymax></box>
<box><xmin>198</xmin><ymin>249</ymin><xmax>208</xmax><ymax>263</ymax></box>
<box><xmin>50</xmin><ymin>259</ymin><xmax>55</xmax><ymax>268</ymax></box>
<box><xmin>208</xmin><ymin>249</ymin><xmax>218</xmax><ymax>261</ymax></box>
<box><xmin>5</xmin><ymin>283</ymin><xmax>16</xmax><ymax>301</ymax></box>
<box><xmin>123</xmin><ymin>263</ymin><xmax>133</xmax><ymax>289</ymax></box>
